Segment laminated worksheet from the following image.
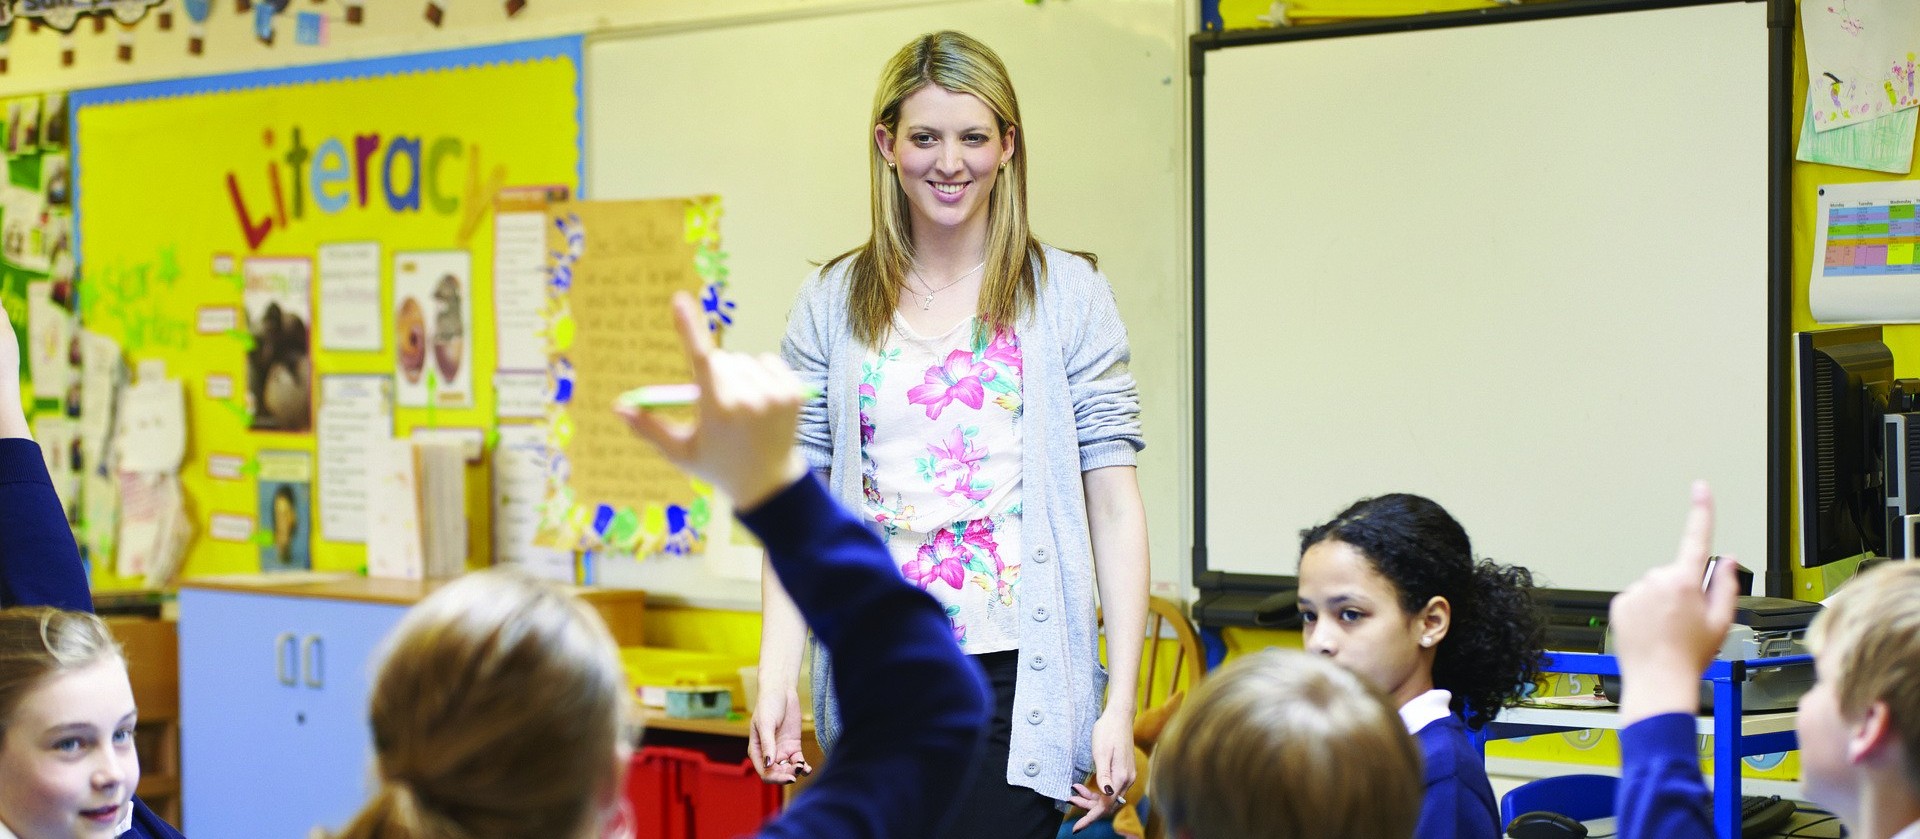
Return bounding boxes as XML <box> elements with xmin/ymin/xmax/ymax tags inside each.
<box><xmin>1811</xmin><ymin>180</ymin><xmax>1920</xmax><ymax>322</ymax></box>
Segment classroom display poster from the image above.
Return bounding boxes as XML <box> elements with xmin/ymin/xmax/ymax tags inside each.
<box><xmin>537</xmin><ymin>196</ymin><xmax>730</xmax><ymax>557</ymax></box>
<box><xmin>1810</xmin><ymin>180</ymin><xmax>1920</xmax><ymax>322</ymax></box>
<box><xmin>1805</xmin><ymin>0</ymin><xmax>1920</xmax><ymax>132</ymax></box>
<box><xmin>392</xmin><ymin>250</ymin><xmax>473</xmax><ymax>408</ymax></box>
<box><xmin>255</xmin><ymin>450</ymin><xmax>313</xmax><ymax>572</ymax></box>
<box><xmin>242</xmin><ymin>257</ymin><xmax>314</xmax><ymax>432</ymax></box>
<box><xmin>73</xmin><ymin>38</ymin><xmax>582</xmax><ymax>581</ymax></box>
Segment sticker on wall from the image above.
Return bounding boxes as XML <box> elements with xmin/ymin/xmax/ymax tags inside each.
<box><xmin>294</xmin><ymin>11</ymin><xmax>324</xmax><ymax>46</ymax></box>
<box><xmin>252</xmin><ymin>0</ymin><xmax>289</xmax><ymax>44</ymax></box>
<box><xmin>183</xmin><ymin>0</ymin><xmax>209</xmax><ymax>53</ymax></box>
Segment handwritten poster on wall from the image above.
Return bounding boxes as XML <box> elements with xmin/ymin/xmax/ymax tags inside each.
<box><xmin>73</xmin><ymin>38</ymin><xmax>582</xmax><ymax>581</ymax></box>
<box><xmin>540</xmin><ymin>196</ymin><xmax>728</xmax><ymax>556</ymax></box>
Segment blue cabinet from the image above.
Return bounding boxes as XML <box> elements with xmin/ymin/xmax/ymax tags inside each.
<box><xmin>179</xmin><ymin>587</ymin><xmax>405</xmax><ymax>839</ymax></box>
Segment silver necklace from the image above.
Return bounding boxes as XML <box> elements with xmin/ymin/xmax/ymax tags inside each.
<box><xmin>907</xmin><ymin>260</ymin><xmax>986</xmax><ymax>310</ymax></box>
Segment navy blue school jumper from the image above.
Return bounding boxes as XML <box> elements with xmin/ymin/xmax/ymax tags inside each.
<box><xmin>742</xmin><ymin>474</ymin><xmax>991</xmax><ymax>839</ymax></box>
<box><xmin>1616</xmin><ymin>713</ymin><xmax>1714</xmax><ymax>839</ymax></box>
<box><xmin>0</xmin><ymin>437</ymin><xmax>187</xmax><ymax>839</ymax></box>
<box><xmin>1413</xmin><ymin>714</ymin><xmax>1501</xmax><ymax>839</ymax></box>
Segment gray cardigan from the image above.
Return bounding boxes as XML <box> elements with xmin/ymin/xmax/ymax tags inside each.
<box><xmin>779</xmin><ymin>244</ymin><xmax>1145</xmax><ymax>804</ymax></box>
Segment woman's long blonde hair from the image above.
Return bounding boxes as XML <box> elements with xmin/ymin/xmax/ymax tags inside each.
<box><xmin>330</xmin><ymin>569</ymin><xmax>629</xmax><ymax>839</ymax></box>
<box><xmin>834</xmin><ymin>30</ymin><xmax>1090</xmax><ymax>348</ymax></box>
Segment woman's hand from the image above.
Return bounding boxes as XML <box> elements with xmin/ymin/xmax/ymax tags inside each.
<box><xmin>747</xmin><ymin>686</ymin><xmax>810</xmax><ymax>784</ymax></box>
<box><xmin>1069</xmin><ymin>709</ymin><xmax>1137</xmax><ymax>831</ymax></box>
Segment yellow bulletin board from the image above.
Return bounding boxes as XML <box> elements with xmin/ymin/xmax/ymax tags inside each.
<box><xmin>72</xmin><ymin>37</ymin><xmax>582</xmax><ymax>586</ymax></box>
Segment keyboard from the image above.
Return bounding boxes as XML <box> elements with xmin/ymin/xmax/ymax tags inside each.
<box><xmin>1740</xmin><ymin>794</ymin><xmax>1796</xmax><ymax>838</ymax></box>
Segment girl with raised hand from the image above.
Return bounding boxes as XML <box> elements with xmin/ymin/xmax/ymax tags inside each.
<box><xmin>0</xmin><ymin>304</ymin><xmax>182</xmax><ymax>839</ymax></box>
<box><xmin>1296</xmin><ymin>493</ymin><xmax>1545</xmax><ymax>839</ymax></box>
<box><xmin>0</xmin><ymin>606</ymin><xmax>182</xmax><ymax>839</ymax></box>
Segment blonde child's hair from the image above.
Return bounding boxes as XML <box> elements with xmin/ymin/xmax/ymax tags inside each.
<box><xmin>1810</xmin><ymin>561</ymin><xmax>1920</xmax><ymax>790</ymax></box>
<box><xmin>832</xmin><ymin>30</ymin><xmax>1093</xmax><ymax>348</ymax></box>
<box><xmin>1151</xmin><ymin>649</ymin><xmax>1423</xmax><ymax>839</ymax></box>
<box><xmin>0</xmin><ymin>607</ymin><xmax>123</xmax><ymax>740</ymax></box>
<box><xmin>331</xmin><ymin>569</ymin><xmax>629</xmax><ymax>839</ymax></box>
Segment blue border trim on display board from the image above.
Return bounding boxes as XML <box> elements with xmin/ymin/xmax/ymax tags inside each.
<box><xmin>68</xmin><ymin>35</ymin><xmax>587</xmax><ymax>258</ymax></box>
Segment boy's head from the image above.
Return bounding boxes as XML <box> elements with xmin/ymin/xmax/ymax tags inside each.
<box><xmin>1151</xmin><ymin>649</ymin><xmax>1422</xmax><ymax>839</ymax></box>
<box><xmin>1800</xmin><ymin>562</ymin><xmax>1920</xmax><ymax>816</ymax></box>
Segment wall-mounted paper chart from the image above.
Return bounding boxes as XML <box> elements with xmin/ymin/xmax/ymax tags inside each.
<box><xmin>1812</xmin><ymin>181</ymin><xmax>1920</xmax><ymax>323</ymax></box>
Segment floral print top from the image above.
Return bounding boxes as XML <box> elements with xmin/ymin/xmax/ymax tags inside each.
<box><xmin>861</xmin><ymin>313</ymin><xmax>1024</xmax><ymax>653</ymax></box>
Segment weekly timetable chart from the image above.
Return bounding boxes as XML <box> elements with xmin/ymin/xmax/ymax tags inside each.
<box><xmin>1812</xmin><ymin>181</ymin><xmax>1920</xmax><ymax>323</ymax></box>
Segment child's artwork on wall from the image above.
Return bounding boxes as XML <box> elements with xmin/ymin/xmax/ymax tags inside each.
<box><xmin>1806</xmin><ymin>0</ymin><xmax>1920</xmax><ymax>131</ymax></box>
<box><xmin>6</xmin><ymin>97</ymin><xmax>39</xmax><ymax>155</ymax></box>
<box><xmin>243</xmin><ymin>257</ymin><xmax>314</xmax><ymax>432</ymax></box>
<box><xmin>393</xmin><ymin>250</ymin><xmax>473</xmax><ymax>408</ymax></box>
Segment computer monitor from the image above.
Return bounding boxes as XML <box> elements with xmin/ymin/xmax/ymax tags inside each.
<box><xmin>1795</xmin><ymin>327</ymin><xmax>1894</xmax><ymax>568</ymax></box>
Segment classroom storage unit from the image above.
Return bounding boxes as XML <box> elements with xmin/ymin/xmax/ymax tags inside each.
<box><xmin>179</xmin><ymin>576</ymin><xmax>645</xmax><ymax>838</ymax></box>
<box><xmin>625</xmin><ymin>735</ymin><xmax>784</xmax><ymax>839</ymax></box>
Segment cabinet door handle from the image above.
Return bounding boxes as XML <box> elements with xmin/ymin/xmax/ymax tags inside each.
<box><xmin>301</xmin><ymin>634</ymin><xmax>324</xmax><ymax>689</ymax></box>
<box><xmin>274</xmin><ymin>632</ymin><xmax>297</xmax><ymax>686</ymax></box>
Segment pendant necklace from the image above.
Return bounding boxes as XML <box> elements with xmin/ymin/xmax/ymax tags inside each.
<box><xmin>908</xmin><ymin>260</ymin><xmax>987</xmax><ymax>310</ymax></box>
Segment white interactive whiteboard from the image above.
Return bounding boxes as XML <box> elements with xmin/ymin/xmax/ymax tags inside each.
<box><xmin>587</xmin><ymin>0</ymin><xmax>1187</xmax><ymax>605</ymax></box>
<box><xmin>1198</xmin><ymin>2</ymin><xmax>1769</xmax><ymax>592</ymax></box>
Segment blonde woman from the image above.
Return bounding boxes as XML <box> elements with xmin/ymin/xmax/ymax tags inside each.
<box><xmin>765</xmin><ymin>30</ymin><xmax>1150</xmax><ymax>838</ymax></box>
<box><xmin>327</xmin><ymin>292</ymin><xmax>989</xmax><ymax>839</ymax></box>
<box><xmin>1150</xmin><ymin>649</ymin><xmax>1425</xmax><ymax>839</ymax></box>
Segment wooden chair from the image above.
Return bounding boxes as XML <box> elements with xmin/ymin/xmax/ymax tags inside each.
<box><xmin>1067</xmin><ymin>596</ymin><xmax>1204</xmax><ymax>839</ymax></box>
<box><xmin>1111</xmin><ymin>596</ymin><xmax>1206</xmax><ymax>714</ymax></box>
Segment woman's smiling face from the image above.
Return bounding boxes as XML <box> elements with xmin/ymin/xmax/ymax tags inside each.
<box><xmin>876</xmin><ymin>84</ymin><xmax>1015</xmax><ymax>241</ymax></box>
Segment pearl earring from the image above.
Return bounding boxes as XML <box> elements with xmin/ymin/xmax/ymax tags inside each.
<box><xmin>1420</xmin><ymin>637</ymin><xmax>1434</xmax><ymax>647</ymax></box>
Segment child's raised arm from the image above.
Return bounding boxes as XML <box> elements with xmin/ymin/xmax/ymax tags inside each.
<box><xmin>618</xmin><ymin>292</ymin><xmax>990</xmax><ymax>839</ymax></box>
<box><xmin>1608</xmin><ymin>481</ymin><xmax>1740</xmax><ymax>839</ymax></box>
<box><xmin>0</xmin><ymin>302</ymin><xmax>91</xmax><ymax>613</ymax></box>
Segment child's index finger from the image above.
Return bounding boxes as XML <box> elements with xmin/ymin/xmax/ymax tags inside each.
<box><xmin>670</xmin><ymin>291</ymin><xmax>715</xmax><ymax>362</ymax></box>
<box><xmin>1674</xmin><ymin>479</ymin><xmax>1716</xmax><ymax>572</ymax></box>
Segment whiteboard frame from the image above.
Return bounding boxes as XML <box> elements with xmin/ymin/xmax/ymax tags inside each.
<box><xmin>1187</xmin><ymin>0</ymin><xmax>1793</xmax><ymax>622</ymax></box>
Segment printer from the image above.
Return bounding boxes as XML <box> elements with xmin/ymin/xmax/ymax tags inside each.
<box><xmin>1602</xmin><ymin>596</ymin><xmax>1822</xmax><ymax>713</ymax></box>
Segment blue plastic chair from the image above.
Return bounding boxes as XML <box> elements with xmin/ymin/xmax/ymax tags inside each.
<box><xmin>1499</xmin><ymin>774</ymin><xmax>1618</xmax><ymax>828</ymax></box>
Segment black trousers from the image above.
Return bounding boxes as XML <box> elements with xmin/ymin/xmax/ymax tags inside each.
<box><xmin>933</xmin><ymin>650</ymin><xmax>1064</xmax><ymax>839</ymax></box>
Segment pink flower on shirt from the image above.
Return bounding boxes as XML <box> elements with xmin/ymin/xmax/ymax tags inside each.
<box><xmin>961</xmin><ymin>517</ymin><xmax>1000</xmax><ymax>559</ymax></box>
<box><xmin>926</xmin><ymin>427</ymin><xmax>990</xmax><ymax>501</ymax></box>
<box><xmin>902</xmin><ymin>528</ymin><xmax>969</xmax><ymax>590</ymax></box>
<box><xmin>907</xmin><ymin>350</ymin><xmax>996</xmax><ymax>420</ymax></box>
<box><xmin>982</xmin><ymin>326</ymin><xmax>1022</xmax><ymax>376</ymax></box>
